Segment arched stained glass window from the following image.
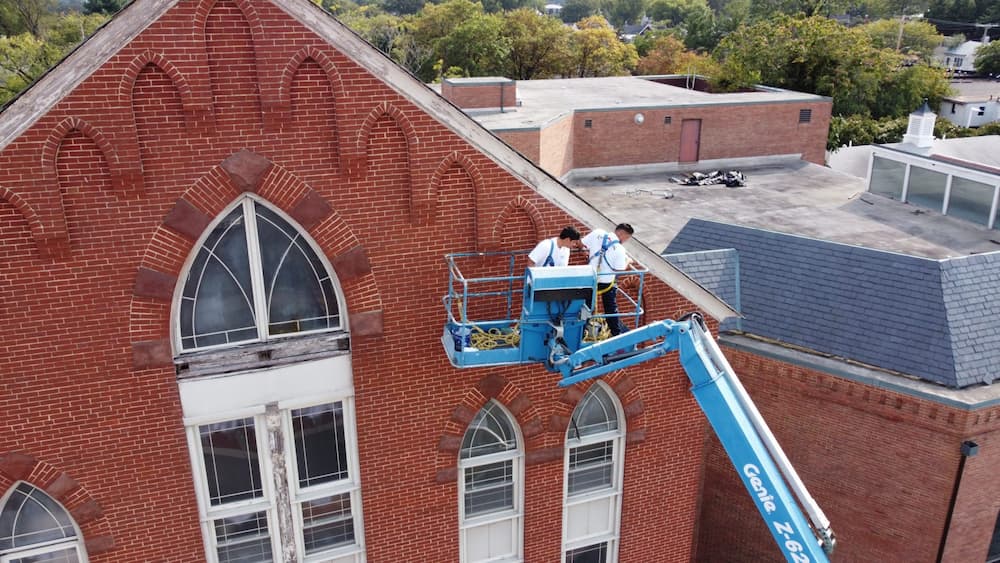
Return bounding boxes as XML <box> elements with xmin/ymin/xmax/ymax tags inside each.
<box><xmin>178</xmin><ymin>197</ymin><xmax>342</xmax><ymax>351</ymax></box>
<box><xmin>458</xmin><ymin>401</ymin><xmax>523</xmax><ymax>563</ymax></box>
<box><xmin>563</xmin><ymin>383</ymin><xmax>625</xmax><ymax>563</ymax></box>
<box><xmin>0</xmin><ymin>483</ymin><xmax>86</xmax><ymax>562</ymax></box>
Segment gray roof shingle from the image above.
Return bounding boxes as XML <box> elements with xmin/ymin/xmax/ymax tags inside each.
<box><xmin>665</xmin><ymin>219</ymin><xmax>1000</xmax><ymax>389</ymax></box>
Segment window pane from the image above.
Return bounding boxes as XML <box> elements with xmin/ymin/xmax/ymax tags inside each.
<box><xmin>292</xmin><ymin>403</ymin><xmax>349</xmax><ymax>488</ymax></box>
<box><xmin>947</xmin><ymin>177</ymin><xmax>996</xmax><ymax>227</ymax></box>
<box><xmin>200</xmin><ymin>418</ymin><xmax>264</xmax><ymax>506</ymax></box>
<box><xmin>9</xmin><ymin>547</ymin><xmax>80</xmax><ymax>563</ymax></box>
<box><xmin>214</xmin><ymin>512</ymin><xmax>273</xmax><ymax>563</ymax></box>
<box><xmin>461</xmin><ymin>403</ymin><xmax>518</xmax><ymax>459</ymax></box>
<box><xmin>254</xmin><ymin>204</ymin><xmax>340</xmax><ymax>337</ymax></box>
<box><xmin>568</xmin><ymin>441</ymin><xmax>614</xmax><ymax>495</ymax></box>
<box><xmin>180</xmin><ymin>205</ymin><xmax>257</xmax><ymax>349</ymax></box>
<box><xmin>869</xmin><ymin>156</ymin><xmax>905</xmax><ymax>201</ymax></box>
<box><xmin>906</xmin><ymin>167</ymin><xmax>948</xmax><ymax>211</ymax></box>
<box><xmin>0</xmin><ymin>483</ymin><xmax>76</xmax><ymax>550</ymax></box>
<box><xmin>464</xmin><ymin>460</ymin><xmax>514</xmax><ymax>516</ymax></box>
<box><xmin>566</xmin><ymin>542</ymin><xmax>607</xmax><ymax>563</ymax></box>
<box><xmin>301</xmin><ymin>493</ymin><xmax>355</xmax><ymax>555</ymax></box>
<box><xmin>568</xmin><ymin>386</ymin><xmax>619</xmax><ymax>440</ymax></box>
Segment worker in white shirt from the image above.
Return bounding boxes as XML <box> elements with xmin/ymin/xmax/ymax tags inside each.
<box><xmin>528</xmin><ymin>226</ymin><xmax>581</xmax><ymax>267</ymax></box>
<box><xmin>581</xmin><ymin>223</ymin><xmax>634</xmax><ymax>336</ymax></box>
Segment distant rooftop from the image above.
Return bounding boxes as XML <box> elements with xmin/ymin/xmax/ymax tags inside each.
<box><xmin>565</xmin><ymin>156</ymin><xmax>1000</xmax><ymax>260</ymax></box>
<box><xmin>441</xmin><ymin>76</ymin><xmax>828</xmax><ymax>131</ymax></box>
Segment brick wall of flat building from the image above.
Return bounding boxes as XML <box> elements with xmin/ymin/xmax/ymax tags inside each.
<box><xmin>497</xmin><ymin>129</ymin><xmax>540</xmax><ymax>163</ymax></box>
<box><xmin>0</xmin><ymin>1</ymin><xmax>709</xmax><ymax>561</ymax></box>
<box><xmin>572</xmin><ymin>101</ymin><xmax>831</xmax><ymax>169</ymax></box>
<box><xmin>539</xmin><ymin>114</ymin><xmax>575</xmax><ymax>178</ymax></box>
<box><xmin>441</xmin><ymin>79</ymin><xmax>517</xmax><ymax>110</ymax></box>
<box><xmin>696</xmin><ymin>343</ymin><xmax>1000</xmax><ymax>563</ymax></box>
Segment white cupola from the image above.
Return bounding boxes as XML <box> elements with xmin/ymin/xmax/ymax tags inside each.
<box><xmin>901</xmin><ymin>100</ymin><xmax>936</xmax><ymax>149</ymax></box>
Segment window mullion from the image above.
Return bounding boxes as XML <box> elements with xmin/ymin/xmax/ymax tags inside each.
<box><xmin>243</xmin><ymin>199</ymin><xmax>270</xmax><ymax>342</ymax></box>
<box><xmin>263</xmin><ymin>403</ymin><xmax>297</xmax><ymax>563</ymax></box>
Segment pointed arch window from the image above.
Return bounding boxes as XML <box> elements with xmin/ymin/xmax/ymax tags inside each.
<box><xmin>562</xmin><ymin>383</ymin><xmax>625</xmax><ymax>563</ymax></box>
<box><xmin>177</xmin><ymin>197</ymin><xmax>343</xmax><ymax>351</ymax></box>
<box><xmin>0</xmin><ymin>483</ymin><xmax>87</xmax><ymax>563</ymax></box>
<box><xmin>458</xmin><ymin>401</ymin><xmax>523</xmax><ymax>563</ymax></box>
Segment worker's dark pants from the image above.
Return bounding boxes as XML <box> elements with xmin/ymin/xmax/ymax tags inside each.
<box><xmin>599</xmin><ymin>282</ymin><xmax>627</xmax><ymax>336</ymax></box>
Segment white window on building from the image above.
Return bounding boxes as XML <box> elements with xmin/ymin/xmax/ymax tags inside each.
<box><xmin>0</xmin><ymin>483</ymin><xmax>88</xmax><ymax>563</ymax></box>
<box><xmin>175</xmin><ymin>194</ymin><xmax>362</xmax><ymax>562</ymax></box>
<box><xmin>562</xmin><ymin>382</ymin><xmax>625</xmax><ymax>563</ymax></box>
<box><xmin>177</xmin><ymin>196</ymin><xmax>343</xmax><ymax>352</ymax></box>
<box><xmin>186</xmin><ymin>391</ymin><xmax>365</xmax><ymax>563</ymax></box>
<box><xmin>459</xmin><ymin>401</ymin><xmax>524</xmax><ymax>563</ymax></box>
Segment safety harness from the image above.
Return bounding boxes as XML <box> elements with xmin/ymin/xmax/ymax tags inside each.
<box><xmin>591</xmin><ymin>234</ymin><xmax>620</xmax><ymax>294</ymax></box>
<box><xmin>542</xmin><ymin>239</ymin><xmax>557</xmax><ymax>267</ymax></box>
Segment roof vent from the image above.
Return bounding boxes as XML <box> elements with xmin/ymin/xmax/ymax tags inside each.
<box><xmin>902</xmin><ymin>99</ymin><xmax>936</xmax><ymax>149</ymax></box>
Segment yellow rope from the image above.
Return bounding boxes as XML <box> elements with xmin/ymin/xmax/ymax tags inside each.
<box><xmin>596</xmin><ymin>281</ymin><xmax>616</xmax><ymax>295</ymax></box>
<box><xmin>470</xmin><ymin>324</ymin><xmax>520</xmax><ymax>350</ymax></box>
<box><xmin>583</xmin><ymin>318</ymin><xmax>611</xmax><ymax>342</ymax></box>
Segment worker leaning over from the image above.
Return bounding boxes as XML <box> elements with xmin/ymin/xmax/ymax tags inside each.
<box><xmin>582</xmin><ymin>223</ymin><xmax>634</xmax><ymax>336</ymax></box>
<box><xmin>528</xmin><ymin>226</ymin><xmax>581</xmax><ymax>267</ymax></box>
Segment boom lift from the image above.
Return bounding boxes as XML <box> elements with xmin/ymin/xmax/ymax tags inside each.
<box><xmin>442</xmin><ymin>253</ymin><xmax>836</xmax><ymax>563</ymax></box>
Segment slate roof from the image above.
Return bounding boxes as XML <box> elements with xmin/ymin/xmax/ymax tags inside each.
<box><xmin>664</xmin><ymin>249</ymin><xmax>741</xmax><ymax>332</ymax></box>
<box><xmin>665</xmin><ymin>219</ymin><xmax>1000</xmax><ymax>389</ymax></box>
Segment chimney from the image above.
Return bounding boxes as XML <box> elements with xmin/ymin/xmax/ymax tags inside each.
<box><xmin>902</xmin><ymin>100</ymin><xmax>936</xmax><ymax>149</ymax></box>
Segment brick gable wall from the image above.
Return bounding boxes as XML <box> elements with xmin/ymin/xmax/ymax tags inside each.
<box><xmin>0</xmin><ymin>1</ymin><xmax>708</xmax><ymax>561</ymax></box>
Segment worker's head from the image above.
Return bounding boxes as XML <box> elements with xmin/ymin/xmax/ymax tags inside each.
<box><xmin>558</xmin><ymin>226</ymin><xmax>582</xmax><ymax>248</ymax></box>
<box><xmin>615</xmin><ymin>223</ymin><xmax>634</xmax><ymax>243</ymax></box>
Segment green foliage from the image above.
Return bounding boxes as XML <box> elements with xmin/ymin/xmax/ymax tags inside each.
<box><xmin>1</xmin><ymin>0</ymin><xmax>57</xmax><ymax>37</ymax></box>
<box><xmin>635</xmin><ymin>33</ymin><xmax>717</xmax><ymax>75</ymax></box>
<box><xmin>748</xmin><ymin>0</ymin><xmax>850</xmax><ymax>18</ymax></box>
<box><xmin>0</xmin><ymin>10</ymin><xmax>108</xmax><ymax>106</ymax></box>
<box><xmin>858</xmin><ymin>19</ymin><xmax>942</xmax><ymax>61</ymax></box>
<box><xmin>437</xmin><ymin>12</ymin><xmax>510</xmax><ymax>76</ymax></box>
<box><xmin>559</xmin><ymin>0</ymin><xmax>599</xmax><ymax>24</ymax></box>
<box><xmin>380</xmin><ymin>0</ymin><xmax>425</xmax><ymax>15</ymax></box>
<box><xmin>974</xmin><ymin>41</ymin><xmax>1000</xmax><ymax>76</ymax></box>
<box><xmin>925</xmin><ymin>0</ymin><xmax>993</xmax><ymax>25</ymax></box>
<box><xmin>828</xmin><ymin>111</ymin><xmax>997</xmax><ymax>151</ymax></box>
<box><xmin>501</xmin><ymin>9</ymin><xmax>571</xmax><ymax>79</ymax></box>
<box><xmin>81</xmin><ymin>0</ymin><xmax>122</xmax><ymax>15</ymax></box>
<box><xmin>606</xmin><ymin>0</ymin><xmax>647</xmax><ymax>28</ymax></box>
<box><xmin>712</xmin><ymin>15</ymin><xmax>950</xmax><ymax>119</ymax></box>
<box><xmin>567</xmin><ymin>15</ymin><xmax>638</xmax><ymax>77</ymax></box>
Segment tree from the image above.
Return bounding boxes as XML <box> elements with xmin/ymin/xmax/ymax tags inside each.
<box><xmin>2</xmin><ymin>0</ymin><xmax>56</xmax><ymax>37</ymax></box>
<box><xmin>711</xmin><ymin>15</ymin><xmax>948</xmax><ymax>117</ymax></box>
<box><xmin>859</xmin><ymin>18</ymin><xmax>942</xmax><ymax>61</ymax></box>
<box><xmin>437</xmin><ymin>12</ymin><xmax>510</xmax><ymax>76</ymax></box>
<box><xmin>566</xmin><ymin>15</ymin><xmax>638</xmax><ymax>77</ymax></box>
<box><xmin>82</xmin><ymin>0</ymin><xmax>122</xmax><ymax>15</ymax></box>
<box><xmin>501</xmin><ymin>9</ymin><xmax>571</xmax><ymax>79</ymax></box>
<box><xmin>606</xmin><ymin>0</ymin><xmax>647</xmax><ymax>28</ymax></box>
<box><xmin>974</xmin><ymin>40</ymin><xmax>1000</xmax><ymax>76</ymax></box>
<box><xmin>560</xmin><ymin>0</ymin><xmax>599</xmax><ymax>24</ymax></box>
<box><xmin>635</xmin><ymin>33</ymin><xmax>717</xmax><ymax>75</ymax></box>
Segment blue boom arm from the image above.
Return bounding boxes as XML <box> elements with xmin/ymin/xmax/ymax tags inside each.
<box><xmin>554</xmin><ymin>317</ymin><xmax>835</xmax><ymax>563</ymax></box>
<box><xmin>442</xmin><ymin>259</ymin><xmax>835</xmax><ymax>562</ymax></box>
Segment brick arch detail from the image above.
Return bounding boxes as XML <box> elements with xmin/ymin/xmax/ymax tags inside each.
<box><xmin>488</xmin><ymin>196</ymin><xmax>545</xmax><ymax>251</ymax></box>
<box><xmin>0</xmin><ymin>186</ymin><xmax>47</xmax><ymax>256</ymax></box>
<box><xmin>193</xmin><ymin>0</ymin><xmax>267</xmax><ymax>114</ymax></box>
<box><xmin>274</xmin><ymin>45</ymin><xmax>348</xmax><ymax>169</ymax></box>
<box><xmin>43</xmin><ymin>117</ymin><xmax>129</xmax><ymax>197</ymax></box>
<box><xmin>118</xmin><ymin>50</ymin><xmax>198</xmax><ymax>114</ymax></box>
<box><xmin>419</xmin><ymin>150</ymin><xmax>483</xmax><ymax>231</ymax></box>
<box><xmin>434</xmin><ymin>373</ymin><xmax>546</xmax><ymax>483</ymax></box>
<box><xmin>555</xmin><ymin>374</ymin><xmax>646</xmax><ymax>445</ymax></box>
<box><xmin>0</xmin><ymin>452</ymin><xmax>115</xmax><ymax>555</ymax></box>
<box><xmin>127</xmin><ymin>151</ymin><xmax>384</xmax><ymax>368</ymax></box>
<box><xmin>351</xmin><ymin>101</ymin><xmax>418</xmax><ymax>180</ymax></box>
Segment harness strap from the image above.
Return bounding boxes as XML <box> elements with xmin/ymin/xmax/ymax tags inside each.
<box><xmin>543</xmin><ymin>239</ymin><xmax>556</xmax><ymax>267</ymax></box>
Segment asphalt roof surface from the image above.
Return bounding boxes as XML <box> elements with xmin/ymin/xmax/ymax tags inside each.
<box><xmin>564</xmin><ymin>156</ymin><xmax>1000</xmax><ymax>260</ymax></box>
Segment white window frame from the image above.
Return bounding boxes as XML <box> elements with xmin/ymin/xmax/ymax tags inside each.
<box><xmin>458</xmin><ymin>402</ymin><xmax>524</xmax><ymax>563</ymax></box>
<box><xmin>562</xmin><ymin>382</ymin><xmax>626</xmax><ymax>563</ymax></box>
<box><xmin>0</xmin><ymin>483</ymin><xmax>88</xmax><ymax>563</ymax></box>
<box><xmin>183</xmin><ymin>361</ymin><xmax>365</xmax><ymax>563</ymax></box>
<box><xmin>172</xmin><ymin>195</ymin><xmax>347</xmax><ymax>354</ymax></box>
